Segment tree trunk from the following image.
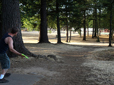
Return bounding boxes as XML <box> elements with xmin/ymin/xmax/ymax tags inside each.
<box><xmin>92</xmin><ymin>20</ymin><xmax>95</xmax><ymax>38</ymax></box>
<box><xmin>1</xmin><ymin>0</ymin><xmax>37</xmax><ymax>57</ymax></box>
<box><xmin>109</xmin><ymin>1</ymin><xmax>113</xmax><ymax>47</ymax></box>
<box><xmin>83</xmin><ymin>10</ymin><xmax>86</xmax><ymax>41</ymax></box>
<box><xmin>66</xmin><ymin>20</ymin><xmax>68</xmax><ymax>42</ymax></box>
<box><xmin>87</xmin><ymin>17</ymin><xmax>89</xmax><ymax>37</ymax></box>
<box><xmin>56</xmin><ymin>0</ymin><xmax>62</xmax><ymax>43</ymax></box>
<box><xmin>98</xmin><ymin>8</ymin><xmax>101</xmax><ymax>36</ymax></box>
<box><xmin>39</xmin><ymin>0</ymin><xmax>49</xmax><ymax>43</ymax></box>
<box><xmin>94</xmin><ymin>3</ymin><xmax>98</xmax><ymax>37</ymax></box>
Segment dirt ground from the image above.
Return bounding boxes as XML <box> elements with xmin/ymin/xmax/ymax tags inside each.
<box><xmin>7</xmin><ymin>31</ymin><xmax>114</xmax><ymax>85</ymax></box>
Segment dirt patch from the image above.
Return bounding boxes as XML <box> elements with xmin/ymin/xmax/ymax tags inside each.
<box><xmin>87</xmin><ymin>48</ymin><xmax>114</xmax><ymax>61</ymax></box>
<box><xmin>82</xmin><ymin>48</ymin><xmax>114</xmax><ymax>85</ymax></box>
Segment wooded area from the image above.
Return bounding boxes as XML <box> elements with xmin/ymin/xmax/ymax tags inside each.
<box><xmin>0</xmin><ymin>0</ymin><xmax>114</xmax><ymax>57</ymax></box>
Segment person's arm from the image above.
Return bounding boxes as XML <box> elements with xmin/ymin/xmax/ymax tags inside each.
<box><xmin>5</xmin><ymin>37</ymin><xmax>23</xmax><ymax>57</ymax></box>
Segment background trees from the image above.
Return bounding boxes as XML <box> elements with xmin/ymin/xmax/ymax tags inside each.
<box><xmin>19</xmin><ymin>0</ymin><xmax>114</xmax><ymax>42</ymax></box>
<box><xmin>0</xmin><ymin>0</ymin><xmax>113</xmax><ymax>54</ymax></box>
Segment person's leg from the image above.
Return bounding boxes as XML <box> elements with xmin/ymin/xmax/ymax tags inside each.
<box><xmin>0</xmin><ymin>53</ymin><xmax>10</xmax><ymax>79</ymax></box>
<box><xmin>0</xmin><ymin>70</ymin><xmax>9</xmax><ymax>83</ymax></box>
<box><xmin>0</xmin><ymin>69</ymin><xmax>8</xmax><ymax>79</ymax></box>
<box><xmin>2</xmin><ymin>69</ymin><xmax>8</xmax><ymax>75</ymax></box>
<box><xmin>0</xmin><ymin>54</ymin><xmax>10</xmax><ymax>83</ymax></box>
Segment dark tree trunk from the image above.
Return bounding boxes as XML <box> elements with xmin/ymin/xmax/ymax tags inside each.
<box><xmin>56</xmin><ymin>0</ymin><xmax>62</xmax><ymax>43</ymax></box>
<box><xmin>87</xmin><ymin>15</ymin><xmax>89</xmax><ymax>37</ymax></box>
<box><xmin>65</xmin><ymin>4</ymin><xmax>68</xmax><ymax>42</ymax></box>
<box><xmin>109</xmin><ymin>1</ymin><xmax>113</xmax><ymax>47</ymax></box>
<box><xmin>83</xmin><ymin>10</ymin><xmax>86</xmax><ymax>40</ymax></box>
<box><xmin>94</xmin><ymin>3</ymin><xmax>98</xmax><ymax>37</ymax></box>
<box><xmin>39</xmin><ymin>0</ymin><xmax>49</xmax><ymax>43</ymax></box>
<box><xmin>92</xmin><ymin>20</ymin><xmax>95</xmax><ymax>38</ymax></box>
<box><xmin>98</xmin><ymin>8</ymin><xmax>101</xmax><ymax>36</ymax></box>
<box><xmin>66</xmin><ymin>20</ymin><xmax>68</xmax><ymax>42</ymax></box>
<box><xmin>1</xmin><ymin>0</ymin><xmax>36</xmax><ymax>57</ymax></box>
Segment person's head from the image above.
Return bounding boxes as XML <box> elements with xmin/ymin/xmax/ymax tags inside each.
<box><xmin>10</xmin><ymin>27</ymin><xmax>19</xmax><ymax>36</ymax></box>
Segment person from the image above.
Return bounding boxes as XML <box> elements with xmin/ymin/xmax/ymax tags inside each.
<box><xmin>0</xmin><ymin>27</ymin><xmax>25</xmax><ymax>83</ymax></box>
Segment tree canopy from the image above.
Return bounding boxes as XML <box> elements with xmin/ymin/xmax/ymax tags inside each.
<box><xmin>19</xmin><ymin>0</ymin><xmax>113</xmax><ymax>31</ymax></box>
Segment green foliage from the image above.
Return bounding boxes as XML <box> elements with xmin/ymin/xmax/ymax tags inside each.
<box><xmin>47</xmin><ymin>16</ymin><xmax>57</xmax><ymax>29</ymax></box>
<box><xmin>20</xmin><ymin>0</ymin><xmax>41</xmax><ymax>31</ymax></box>
<box><xmin>19</xmin><ymin>0</ymin><xmax>114</xmax><ymax>31</ymax></box>
<box><xmin>101</xmin><ymin>1</ymin><xmax>114</xmax><ymax>29</ymax></box>
<box><xmin>20</xmin><ymin>0</ymin><xmax>41</xmax><ymax>17</ymax></box>
<box><xmin>88</xmin><ymin>20</ymin><xmax>93</xmax><ymax>28</ymax></box>
<box><xmin>22</xmin><ymin>15</ymin><xmax>40</xmax><ymax>31</ymax></box>
<box><xmin>58</xmin><ymin>0</ymin><xmax>84</xmax><ymax>30</ymax></box>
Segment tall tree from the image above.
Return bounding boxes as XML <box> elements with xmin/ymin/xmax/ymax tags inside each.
<box><xmin>56</xmin><ymin>0</ymin><xmax>62</xmax><ymax>43</ymax></box>
<box><xmin>83</xmin><ymin>10</ymin><xmax>86</xmax><ymax>40</ymax></box>
<box><xmin>1</xmin><ymin>0</ymin><xmax>36</xmax><ymax>57</ymax></box>
<box><xmin>39</xmin><ymin>0</ymin><xmax>49</xmax><ymax>43</ymax></box>
<box><xmin>109</xmin><ymin>0</ymin><xmax>114</xmax><ymax>46</ymax></box>
<box><xmin>78</xmin><ymin>0</ymin><xmax>90</xmax><ymax>40</ymax></box>
<box><xmin>94</xmin><ymin>0</ymin><xmax>98</xmax><ymax>37</ymax></box>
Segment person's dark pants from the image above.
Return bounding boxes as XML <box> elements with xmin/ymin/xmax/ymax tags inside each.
<box><xmin>0</xmin><ymin>53</ymin><xmax>10</xmax><ymax>69</ymax></box>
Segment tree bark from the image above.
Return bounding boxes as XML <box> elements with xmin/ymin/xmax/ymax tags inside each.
<box><xmin>109</xmin><ymin>1</ymin><xmax>113</xmax><ymax>47</ymax></box>
<box><xmin>83</xmin><ymin>10</ymin><xmax>86</xmax><ymax>40</ymax></box>
<box><xmin>66</xmin><ymin>20</ymin><xmax>68</xmax><ymax>42</ymax></box>
<box><xmin>56</xmin><ymin>0</ymin><xmax>62</xmax><ymax>43</ymax></box>
<box><xmin>39</xmin><ymin>0</ymin><xmax>49</xmax><ymax>43</ymax></box>
<box><xmin>98</xmin><ymin>8</ymin><xmax>101</xmax><ymax>36</ymax></box>
<box><xmin>1</xmin><ymin>0</ymin><xmax>37</xmax><ymax>57</ymax></box>
<box><xmin>94</xmin><ymin>3</ymin><xmax>98</xmax><ymax>37</ymax></box>
<box><xmin>92</xmin><ymin>19</ymin><xmax>95</xmax><ymax>38</ymax></box>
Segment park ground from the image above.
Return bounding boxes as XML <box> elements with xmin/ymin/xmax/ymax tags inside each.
<box><xmin>5</xmin><ymin>31</ymin><xmax>114</xmax><ymax>85</ymax></box>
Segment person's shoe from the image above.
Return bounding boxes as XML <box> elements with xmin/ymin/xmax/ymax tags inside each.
<box><xmin>0</xmin><ymin>78</ymin><xmax>9</xmax><ymax>83</ymax></box>
<box><xmin>4</xmin><ymin>73</ymin><xmax>11</xmax><ymax>78</ymax></box>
